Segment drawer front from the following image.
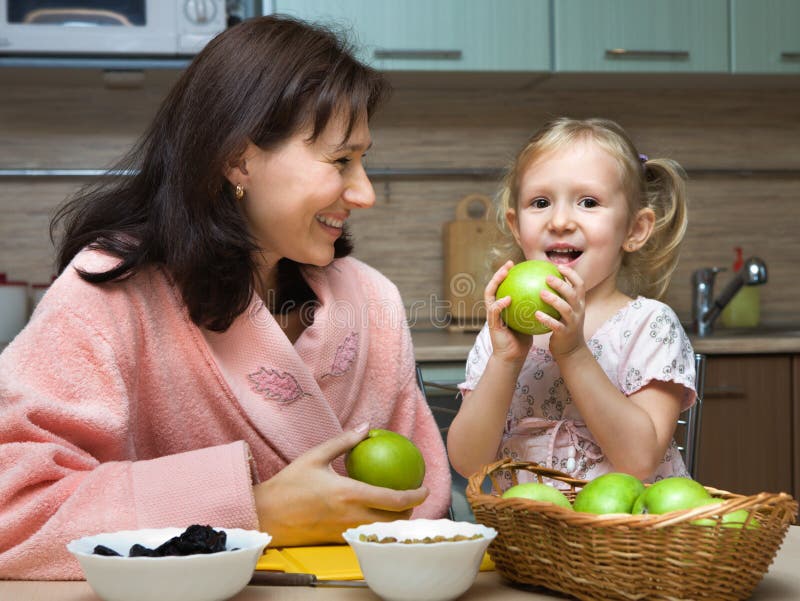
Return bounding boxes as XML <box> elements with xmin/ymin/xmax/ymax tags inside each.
<box><xmin>554</xmin><ymin>0</ymin><xmax>730</xmax><ymax>73</ymax></box>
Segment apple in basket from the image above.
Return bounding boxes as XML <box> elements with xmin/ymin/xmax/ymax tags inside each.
<box><xmin>496</xmin><ymin>260</ymin><xmax>565</xmax><ymax>335</ymax></box>
<box><xmin>632</xmin><ymin>477</ymin><xmax>711</xmax><ymax>515</ymax></box>
<box><xmin>346</xmin><ymin>429</ymin><xmax>426</xmax><ymax>490</ymax></box>
<box><xmin>690</xmin><ymin>498</ymin><xmax>760</xmax><ymax>529</ymax></box>
<box><xmin>501</xmin><ymin>482</ymin><xmax>572</xmax><ymax>509</ymax></box>
<box><xmin>573</xmin><ymin>472</ymin><xmax>645</xmax><ymax>514</ymax></box>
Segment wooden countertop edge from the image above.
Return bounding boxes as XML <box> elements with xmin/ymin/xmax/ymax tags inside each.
<box><xmin>412</xmin><ymin>330</ymin><xmax>800</xmax><ymax>362</ymax></box>
<box><xmin>691</xmin><ymin>337</ymin><xmax>800</xmax><ymax>355</ymax></box>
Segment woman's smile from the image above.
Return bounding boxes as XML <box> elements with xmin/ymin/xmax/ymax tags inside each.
<box><xmin>315</xmin><ymin>213</ymin><xmax>347</xmax><ymax>237</ymax></box>
<box><xmin>230</xmin><ymin>112</ymin><xmax>373</xmax><ymax>270</ymax></box>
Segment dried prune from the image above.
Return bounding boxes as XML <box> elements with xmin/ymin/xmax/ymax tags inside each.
<box><xmin>128</xmin><ymin>543</ymin><xmax>160</xmax><ymax>557</ymax></box>
<box><xmin>92</xmin><ymin>525</ymin><xmax>228</xmax><ymax>557</ymax></box>
<box><xmin>92</xmin><ymin>544</ymin><xmax>122</xmax><ymax>556</ymax></box>
<box><xmin>148</xmin><ymin>524</ymin><xmax>227</xmax><ymax>556</ymax></box>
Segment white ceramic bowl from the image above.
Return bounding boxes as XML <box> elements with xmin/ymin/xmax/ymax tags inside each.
<box><xmin>342</xmin><ymin>519</ymin><xmax>496</xmax><ymax>601</ymax></box>
<box><xmin>67</xmin><ymin>527</ymin><xmax>271</xmax><ymax>601</ymax></box>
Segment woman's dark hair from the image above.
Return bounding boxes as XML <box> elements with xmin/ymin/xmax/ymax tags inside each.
<box><xmin>51</xmin><ymin>15</ymin><xmax>390</xmax><ymax>331</ymax></box>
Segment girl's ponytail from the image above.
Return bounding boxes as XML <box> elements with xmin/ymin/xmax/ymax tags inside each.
<box><xmin>624</xmin><ymin>158</ymin><xmax>689</xmax><ymax>299</ymax></box>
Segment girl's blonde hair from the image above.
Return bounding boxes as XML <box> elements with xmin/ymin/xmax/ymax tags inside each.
<box><xmin>494</xmin><ymin>117</ymin><xmax>688</xmax><ymax>300</ymax></box>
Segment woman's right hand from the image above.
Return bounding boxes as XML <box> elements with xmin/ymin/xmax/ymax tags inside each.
<box><xmin>253</xmin><ymin>424</ymin><xmax>429</xmax><ymax>546</ymax></box>
<box><xmin>485</xmin><ymin>260</ymin><xmax>533</xmax><ymax>366</ymax></box>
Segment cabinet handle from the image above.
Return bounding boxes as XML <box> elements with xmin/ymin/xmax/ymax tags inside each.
<box><xmin>373</xmin><ymin>49</ymin><xmax>462</xmax><ymax>60</ymax></box>
<box><xmin>781</xmin><ymin>52</ymin><xmax>800</xmax><ymax>61</ymax></box>
<box><xmin>703</xmin><ymin>385</ymin><xmax>746</xmax><ymax>399</ymax></box>
<box><xmin>605</xmin><ymin>49</ymin><xmax>690</xmax><ymax>60</ymax></box>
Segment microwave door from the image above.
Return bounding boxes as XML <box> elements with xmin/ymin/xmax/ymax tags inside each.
<box><xmin>2</xmin><ymin>0</ymin><xmax>179</xmax><ymax>55</ymax></box>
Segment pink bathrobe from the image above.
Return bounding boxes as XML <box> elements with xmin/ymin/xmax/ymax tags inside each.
<box><xmin>0</xmin><ymin>249</ymin><xmax>450</xmax><ymax>579</ymax></box>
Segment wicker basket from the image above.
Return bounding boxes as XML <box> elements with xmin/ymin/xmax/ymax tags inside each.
<box><xmin>467</xmin><ymin>459</ymin><xmax>798</xmax><ymax>601</ymax></box>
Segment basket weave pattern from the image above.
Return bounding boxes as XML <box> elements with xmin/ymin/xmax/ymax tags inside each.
<box><xmin>467</xmin><ymin>459</ymin><xmax>798</xmax><ymax>601</ymax></box>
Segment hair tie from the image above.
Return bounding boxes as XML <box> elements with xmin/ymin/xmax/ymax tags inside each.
<box><xmin>638</xmin><ymin>153</ymin><xmax>649</xmax><ymax>164</ymax></box>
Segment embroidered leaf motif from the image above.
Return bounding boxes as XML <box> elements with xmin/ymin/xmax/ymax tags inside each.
<box><xmin>329</xmin><ymin>332</ymin><xmax>359</xmax><ymax>377</ymax></box>
<box><xmin>247</xmin><ymin>368</ymin><xmax>306</xmax><ymax>402</ymax></box>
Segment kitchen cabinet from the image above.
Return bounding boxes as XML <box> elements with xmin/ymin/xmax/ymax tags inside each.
<box><xmin>732</xmin><ymin>0</ymin><xmax>800</xmax><ymax>73</ymax></box>
<box><xmin>695</xmin><ymin>355</ymin><xmax>795</xmax><ymax>499</ymax></box>
<box><xmin>273</xmin><ymin>0</ymin><xmax>551</xmax><ymax>71</ymax></box>
<box><xmin>553</xmin><ymin>0</ymin><xmax>729</xmax><ymax>73</ymax></box>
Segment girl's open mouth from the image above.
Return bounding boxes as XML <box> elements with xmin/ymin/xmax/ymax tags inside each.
<box><xmin>546</xmin><ymin>248</ymin><xmax>582</xmax><ymax>264</ymax></box>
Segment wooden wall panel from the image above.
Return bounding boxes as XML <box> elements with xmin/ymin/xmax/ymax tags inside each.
<box><xmin>1</xmin><ymin>70</ymin><xmax>799</xmax><ymax>325</ymax></box>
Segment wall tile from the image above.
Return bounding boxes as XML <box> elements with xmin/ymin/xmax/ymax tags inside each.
<box><xmin>1</xmin><ymin>72</ymin><xmax>798</xmax><ymax>325</ymax></box>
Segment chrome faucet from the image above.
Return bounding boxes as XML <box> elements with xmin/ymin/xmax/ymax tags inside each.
<box><xmin>691</xmin><ymin>257</ymin><xmax>768</xmax><ymax>337</ymax></box>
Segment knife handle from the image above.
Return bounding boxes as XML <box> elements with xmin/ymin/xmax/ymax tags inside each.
<box><xmin>249</xmin><ymin>572</ymin><xmax>317</xmax><ymax>586</ymax></box>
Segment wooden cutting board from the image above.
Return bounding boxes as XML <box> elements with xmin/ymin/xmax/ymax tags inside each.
<box><xmin>442</xmin><ymin>194</ymin><xmax>504</xmax><ymax>331</ymax></box>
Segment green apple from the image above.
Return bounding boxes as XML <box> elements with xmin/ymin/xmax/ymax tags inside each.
<box><xmin>573</xmin><ymin>472</ymin><xmax>645</xmax><ymax>514</ymax></box>
<box><xmin>345</xmin><ymin>429</ymin><xmax>425</xmax><ymax>490</ymax></box>
<box><xmin>501</xmin><ymin>482</ymin><xmax>572</xmax><ymax>509</ymax></box>
<box><xmin>496</xmin><ymin>260</ymin><xmax>565</xmax><ymax>335</ymax></box>
<box><xmin>632</xmin><ymin>477</ymin><xmax>711</xmax><ymax>515</ymax></box>
<box><xmin>690</xmin><ymin>498</ymin><xmax>759</xmax><ymax>529</ymax></box>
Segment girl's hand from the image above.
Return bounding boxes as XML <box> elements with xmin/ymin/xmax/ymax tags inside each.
<box><xmin>535</xmin><ymin>265</ymin><xmax>586</xmax><ymax>358</ymax></box>
<box><xmin>485</xmin><ymin>260</ymin><xmax>533</xmax><ymax>365</ymax></box>
<box><xmin>253</xmin><ymin>425</ymin><xmax>428</xmax><ymax>546</ymax></box>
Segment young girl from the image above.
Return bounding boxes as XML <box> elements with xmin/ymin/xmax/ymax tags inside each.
<box><xmin>447</xmin><ymin>117</ymin><xmax>696</xmax><ymax>486</ymax></box>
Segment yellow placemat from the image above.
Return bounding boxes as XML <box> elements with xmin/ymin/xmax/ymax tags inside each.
<box><xmin>256</xmin><ymin>545</ymin><xmax>494</xmax><ymax>581</ymax></box>
<box><xmin>257</xmin><ymin>545</ymin><xmax>363</xmax><ymax>580</ymax></box>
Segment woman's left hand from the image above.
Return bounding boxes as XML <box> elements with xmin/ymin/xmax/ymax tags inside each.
<box><xmin>534</xmin><ymin>265</ymin><xmax>586</xmax><ymax>358</ymax></box>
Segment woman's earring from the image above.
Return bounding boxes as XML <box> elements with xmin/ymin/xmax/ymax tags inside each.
<box><xmin>627</xmin><ymin>242</ymin><xmax>635</xmax><ymax>251</ymax></box>
<box><xmin>235</xmin><ymin>184</ymin><xmax>245</xmax><ymax>201</ymax></box>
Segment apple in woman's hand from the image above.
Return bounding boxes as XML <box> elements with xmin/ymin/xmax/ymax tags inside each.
<box><xmin>345</xmin><ymin>429</ymin><xmax>426</xmax><ymax>490</ymax></box>
<box><xmin>496</xmin><ymin>260</ymin><xmax>564</xmax><ymax>335</ymax></box>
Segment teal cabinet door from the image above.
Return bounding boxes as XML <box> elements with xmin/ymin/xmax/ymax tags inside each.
<box><xmin>554</xmin><ymin>0</ymin><xmax>729</xmax><ymax>73</ymax></box>
<box><xmin>274</xmin><ymin>0</ymin><xmax>551</xmax><ymax>71</ymax></box>
<box><xmin>733</xmin><ymin>0</ymin><xmax>800</xmax><ymax>73</ymax></box>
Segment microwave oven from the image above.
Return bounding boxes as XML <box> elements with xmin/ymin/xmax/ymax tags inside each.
<box><xmin>0</xmin><ymin>1</ymin><xmax>263</xmax><ymax>57</ymax></box>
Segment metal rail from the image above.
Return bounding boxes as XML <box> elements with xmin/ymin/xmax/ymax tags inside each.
<box><xmin>2</xmin><ymin>167</ymin><xmax>800</xmax><ymax>180</ymax></box>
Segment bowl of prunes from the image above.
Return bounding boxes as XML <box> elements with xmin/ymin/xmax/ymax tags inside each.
<box><xmin>67</xmin><ymin>524</ymin><xmax>271</xmax><ymax>601</ymax></box>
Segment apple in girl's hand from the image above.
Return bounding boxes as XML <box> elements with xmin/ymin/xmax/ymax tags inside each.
<box><xmin>496</xmin><ymin>260</ymin><xmax>565</xmax><ymax>335</ymax></box>
<box><xmin>345</xmin><ymin>429</ymin><xmax>425</xmax><ymax>490</ymax></box>
<box><xmin>573</xmin><ymin>472</ymin><xmax>645</xmax><ymax>514</ymax></box>
<box><xmin>501</xmin><ymin>482</ymin><xmax>572</xmax><ymax>509</ymax></box>
<box><xmin>631</xmin><ymin>477</ymin><xmax>711</xmax><ymax>515</ymax></box>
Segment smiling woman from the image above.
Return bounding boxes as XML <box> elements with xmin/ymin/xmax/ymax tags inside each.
<box><xmin>229</xmin><ymin>112</ymin><xmax>376</xmax><ymax>301</ymax></box>
<box><xmin>0</xmin><ymin>15</ymin><xmax>451</xmax><ymax>580</ymax></box>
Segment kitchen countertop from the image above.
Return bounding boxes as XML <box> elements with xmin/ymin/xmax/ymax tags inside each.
<box><xmin>3</xmin><ymin>526</ymin><xmax>799</xmax><ymax>600</ymax></box>
<box><xmin>412</xmin><ymin>324</ymin><xmax>800</xmax><ymax>362</ymax></box>
<box><xmin>6</xmin><ymin>326</ymin><xmax>800</xmax><ymax>363</ymax></box>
